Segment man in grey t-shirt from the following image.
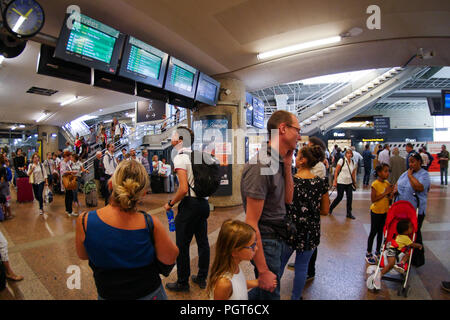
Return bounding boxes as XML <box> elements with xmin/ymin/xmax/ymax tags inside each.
<box><xmin>241</xmin><ymin>110</ymin><xmax>300</xmax><ymax>300</ymax></box>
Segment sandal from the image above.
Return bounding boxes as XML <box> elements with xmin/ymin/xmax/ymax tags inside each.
<box><xmin>6</xmin><ymin>274</ymin><xmax>24</xmax><ymax>281</ymax></box>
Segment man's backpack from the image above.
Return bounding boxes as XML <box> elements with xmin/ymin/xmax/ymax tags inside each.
<box><xmin>187</xmin><ymin>150</ymin><xmax>221</xmax><ymax>198</ymax></box>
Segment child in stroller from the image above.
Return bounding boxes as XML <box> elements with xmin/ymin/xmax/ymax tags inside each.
<box><xmin>367</xmin><ymin>199</ymin><xmax>421</xmax><ymax>296</ymax></box>
<box><xmin>372</xmin><ymin>219</ymin><xmax>423</xmax><ymax>289</ymax></box>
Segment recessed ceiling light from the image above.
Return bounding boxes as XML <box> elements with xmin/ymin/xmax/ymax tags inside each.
<box><xmin>19</xmin><ymin>124</ymin><xmax>25</xmax><ymax>128</ymax></box>
<box><xmin>99</xmin><ymin>109</ymin><xmax>103</xmax><ymax>112</ymax></box>
<box><xmin>11</xmin><ymin>126</ymin><xmax>16</xmax><ymax>130</ymax></box>
<box><xmin>257</xmin><ymin>36</ymin><xmax>342</xmax><ymax>60</ymax></box>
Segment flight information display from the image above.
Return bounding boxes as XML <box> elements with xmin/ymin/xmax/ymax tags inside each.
<box><xmin>195</xmin><ymin>73</ymin><xmax>220</xmax><ymax>106</ymax></box>
<box><xmin>164</xmin><ymin>57</ymin><xmax>199</xmax><ymax>99</ymax></box>
<box><xmin>55</xmin><ymin>14</ymin><xmax>124</xmax><ymax>74</ymax></box>
<box><xmin>118</xmin><ymin>36</ymin><xmax>168</xmax><ymax>87</ymax></box>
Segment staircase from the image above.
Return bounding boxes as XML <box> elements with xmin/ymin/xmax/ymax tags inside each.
<box><xmin>299</xmin><ymin>66</ymin><xmax>430</xmax><ymax>135</ymax></box>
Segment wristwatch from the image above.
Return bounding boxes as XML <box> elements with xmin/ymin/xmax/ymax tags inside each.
<box><xmin>168</xmin><ymin>200</ymin><xmax>174</xmax><ymax>208</ymax></box>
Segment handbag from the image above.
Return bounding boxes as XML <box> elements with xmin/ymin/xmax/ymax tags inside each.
<box><xmin>62</xmin><ymin>163</ymin><xmax>77</xmax><ymax>191</ymax></box>
<box><xmin>140</xmin><ymin>211</ymin><xmax>175</xmax><ymax>277</ymax></box>
<box><xmin>345</xmin><ymin>159</ymin><xmax>357</xmax><ymax>191</ymax></box>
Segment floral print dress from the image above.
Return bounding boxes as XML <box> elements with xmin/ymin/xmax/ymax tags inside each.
<box><xmin>286</xmin><ymin>176</ymin><xmax>328</xmax><ymax>251</ymax></box>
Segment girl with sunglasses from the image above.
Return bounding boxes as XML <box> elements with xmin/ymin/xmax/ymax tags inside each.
<box><xmin>208</xmin><ymin>220</ymin><xmax>274</xmax><ymax>300</ymax></box>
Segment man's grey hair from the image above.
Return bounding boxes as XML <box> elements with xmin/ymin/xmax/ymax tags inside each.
<box><xmin>96</xmin><ymin>151</ymin><xmax>102</xmax><ymax>156</ymax></box>
<box><xmin>393</xmin><ymin>147</ymin><xmax>399</xmax><ymax>156</ymax></box>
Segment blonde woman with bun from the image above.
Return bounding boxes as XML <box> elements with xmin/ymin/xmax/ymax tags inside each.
<box><xmin>75</xmin><ymin>160</ymin><xmax>179</xmax><ymax>300</ymax></box>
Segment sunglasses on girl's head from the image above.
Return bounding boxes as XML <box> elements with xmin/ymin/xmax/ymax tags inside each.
<box><xmin>243</xmin><ymin>242</ymin><xmax>257</xmax><ymax>251</ymax></box>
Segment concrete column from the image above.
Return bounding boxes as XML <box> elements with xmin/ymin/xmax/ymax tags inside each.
<box><xmin>193</xmin><ymin>77</ymin><xmax>246</xmax><ymax>207</ymax></box>
<box><xmin>37</xmin><ymin>125</ymin><xmax>59</xmax><ymax>159</ymax></box>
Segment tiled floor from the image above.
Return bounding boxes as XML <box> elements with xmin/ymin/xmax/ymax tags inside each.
<box><xmin>0</xmin><ymin>176</ymin><xmax>449</xmax><ymax>300</ymax></box>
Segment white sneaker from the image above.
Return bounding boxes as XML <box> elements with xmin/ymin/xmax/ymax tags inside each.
<box><xmin>71</xmin><ymin>212</ymin><xmax>79</xmax><ymax>217</ymax></box>
<box><xmin>66</xmin><ymin>212</ymin><xmax>72</xmax><ymax>217</ymax></box>
<box><xmin>39</xmin><ymin>210</ymin><xmax>44</xmax><ymax>215</ymax></box>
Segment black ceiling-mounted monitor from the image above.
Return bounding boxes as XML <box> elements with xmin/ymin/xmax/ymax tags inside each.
<box><xmin>118</xmin><ymin>36</ymin><xmax>169</xmax><ymax>87</ymax></box>
<box><xmin>37</xmin><ymin>44</ymin><xmax>92</xmax><ymax>85</ymax></box>
<box><xmin>54</xmin><ymin>13</ymin><xmax>125</xmax><ymax>74</ymax></box>
<box><xmin>163</xmin><ymin>56</ymin><xmax>199</xmax><ymax>99</ymax></box>
<box><xmin>195</xmin><ymin>72</ymin><xmax>220</xmax><ymax>106</ymax></box>
<box><xmin>427</xmin><ymin>97</ymin><xmax>443</xmax><ymax>115</ymax></box>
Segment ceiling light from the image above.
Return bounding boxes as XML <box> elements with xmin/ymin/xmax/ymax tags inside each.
<box><xmin>11</xmin><ymin>126</ymin><xmax>16</xmax><ymax>130</ymax></box>
<box><xmin>60</xmin><ymin>96</ymin><xmax>80</xmax><ymax>106</ymax></box>
<box><xmin>104</xmin><ymin>119</ymin><xmax>113</xmax><ymax>123</ymax></box>
<box><xmin>257</xmin><ymin>36</ymin><xmax>342</xmax><ymax>60</ymax></box>
<box><xmin>0</xmin><ymin>55</ymin><xmax>4</xmax><ymax>64</ymax></box>
<box><xmin>51</xmin><ymin>133</ymin><xmax>57</xmax><ymax>138</ymax></box>
<box><xmin>19</xmin><ymin>124</ymin><xmax>25</xmax><ymax>128</ymax></box>
<box><xmin>36</xmin><ymin>112</ymin><xmax>49</xmax><ymax>123</ymax></box>
<box><xmin>34</xmin><ymin>134</ymin><xmax>38</xmax><ymax>138</ymax></box>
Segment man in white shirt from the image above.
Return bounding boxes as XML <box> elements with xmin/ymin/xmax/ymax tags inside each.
<box><xmin>129</xmin><ymin>148</ymin><xmax>138</xmax><ymax>161</ymax></box>
<box><xmin>351</xmin><ymin>146</ymin><xmax>363</xmax><ymax>175</ymax></box>
<box><xmin>164</xmin><ymin>127</ymin><xmax>210</xmax><ymax>292</ymax></box>
<box><xmin>378</xmin><ymin>144</ymin><xmax>391</xmax><ymax>166</ymax></box>
<box><xmin>102</xmin><ymin>143</ymin><xmax>117</xmax><ymax>205</ymax></box>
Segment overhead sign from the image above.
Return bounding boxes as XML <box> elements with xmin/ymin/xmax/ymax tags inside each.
<box><xmin>246</xmin><ymin>92</ymin><xmax>253</xmax><ymax>126</ymax></box>
<box><xmin>362</xmin><ymin>138</ymin><xmax>384</xmax><ymax>142</ymax></box>
<box><xmin>136</xmin><ymin>99</ymin><xmax>166</xmax><ymax>123</ymax></box>
<box><xmin>373</xmin><ymin>117</ymin><xmax>390</xmax><ymax>135</ymax></box>
<box><xmin>252</xmin><ymin>97</ymin><xmax>265</xmax><ymax>129</ymax></box>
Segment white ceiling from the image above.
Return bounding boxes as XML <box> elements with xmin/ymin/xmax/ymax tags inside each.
<box><xmin>0</xmin><ymin>0</ymin><xmax>449</xmax><ymax>127</ymax></box>
<box><xmin>0</xmin><ymin>41</ymin><xmax>145</xmax><ymax>127</ymax></box>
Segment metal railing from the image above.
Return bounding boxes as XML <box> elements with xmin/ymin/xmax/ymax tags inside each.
<box><xmin>80</xmin><ymin>111</ymin><xmax>187</xmax><ymax>179</ymax></box>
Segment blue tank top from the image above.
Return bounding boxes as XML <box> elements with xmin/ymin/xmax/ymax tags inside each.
<box><xmin>84</xmin><ymin>210</ymin><xmax>155</xmax><ymax>269</ymax></box>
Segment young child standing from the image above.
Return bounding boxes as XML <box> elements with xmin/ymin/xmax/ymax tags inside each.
<box><xmin>207</xmin><ymin>220</ymin><xmax>274</xmax><ymax>300</ymax></box>
<box><xmin>366</xmin><ymin>164</ymin><xmax>394</xmax><ymax>264</ymax></box>
<box><xmin>373</xmin><ymin>219</ymin><xmax>423</xmax><ymax>288</ymax></box>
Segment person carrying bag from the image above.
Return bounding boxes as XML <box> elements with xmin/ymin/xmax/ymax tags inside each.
<box><xmin>329</xmin><ymin>149</ymin><xmax>357</xmax><ymax>219</ymax></box>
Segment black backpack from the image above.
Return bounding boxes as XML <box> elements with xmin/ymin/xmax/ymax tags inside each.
<box><xmin>185</xmin><ymin>150</ymin><xmax>221</xmax><ymax>198</ymax></box>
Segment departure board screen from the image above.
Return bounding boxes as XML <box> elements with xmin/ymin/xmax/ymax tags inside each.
<box><xmin>164</xmin><ymin>57</ymin><xmax>199</xmax><ymax>98</ymax></box>
<box><xmin>118</xmin><ymin>36</ymin><xmax>168</xmax><ymax>87</ymax></box>
<box><xmin>195</xmin><ymin>72</ymin><xmax>220</xmax><ymax>106</ymax></box>
<box><xmin>127</xmin><ymin>45</ymin><xmax>162</xmax><ymax>78</ymax></box>
<box><xmin>55</xmin><ymin>13</ymin><xmax>125</xmax><ymax>74</ymax></box>
<box><xmin>66</xmin><ymin>21</ymin><xmax>116</xmax><ymax>64</ymax></box>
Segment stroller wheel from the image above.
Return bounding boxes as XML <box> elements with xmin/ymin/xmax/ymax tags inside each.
<box><xmin>403</xmin><ymin>285</ymin><xmax>410</xmax><ymax>298</ymax></box>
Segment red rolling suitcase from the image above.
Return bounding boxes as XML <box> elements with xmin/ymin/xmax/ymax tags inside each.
<box><xmin>17</xmin><ymin>177</ymin><xmax>34</xmax><ymax>202</ymax></box>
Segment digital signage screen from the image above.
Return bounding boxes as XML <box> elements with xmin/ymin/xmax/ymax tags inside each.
<box><xmin>443</xmin><ymin>90</ymin><xmax>450</xmax><ymax>112</ymax></box>
<box><xmin>245</xmin><ymin>92</ymin><xmax>253</xmax><ymax>126</ymax></box>
<box><xmin>118</xmin><ymin>36</ymin><xmax>169</xmax><ymax>88</ymax></box>
<box><xmin>55</xmin><ymin>14</ymin><xmax>125</xmax><ymax>74</ymax></box>
<box><xmin>164</xmin><ymin>57</ymin><xmax>199</xmax><ymax>99</ymax></box>
<box><xmin>252</xmin><ymin>97</ymin><xmax>265</xmax><ymax>129</ymax></box>
<box><xmin>135</xmin><ymin>99</ymin><xmax>166</xmax><ymax>124</ymax></box>
<box><xmin>195</xmin><ymin>73</ymin><xmax>220</xmax><ymax>106</ymax></box>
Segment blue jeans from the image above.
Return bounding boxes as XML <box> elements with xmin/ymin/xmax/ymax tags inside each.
<box><xmin>280</xmin><ymin>247</ymin><xmax>314</xmax><ymax>300</ymax></box>
<box><xmin>98</xmin><ymin>284</ymin><xmax>168</xmax><ymax>300</ymax></box>
<box><xmin>248</xmin><ymin>238</ymin><xmax>290</xmax><ymax>300</ymax></box>
<box><xmin>441</xmin><ymin>167</ymin><xmax>448</xmax><ymax>185</ymax></box>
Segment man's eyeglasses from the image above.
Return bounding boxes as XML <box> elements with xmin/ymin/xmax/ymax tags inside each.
<box><xmin>243</xmin><ymin>242</ymin><xmax>257</xmax><ymax>251</ymax></box>
<box><xmin>287</xmin><ymin>125</ymin><xmax>301</xmax><ymax>135</ymax></box>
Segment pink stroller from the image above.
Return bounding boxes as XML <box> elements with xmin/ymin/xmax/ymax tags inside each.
<box><xmin>366</xmin><ymin>198</ymin><xmax>419</xmax><ymax>297</ymax></box>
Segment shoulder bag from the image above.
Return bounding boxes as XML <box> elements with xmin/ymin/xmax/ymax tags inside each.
<box><xmin>346</xmin><ymin>160</ymin><xmax>357</xmax><ymax>191</ymax></box>
<box><xmin>140</xmin><ymin>211</ymin><xmax>175</xmax><ymax>277</ymax></box>
<box><xmin>62</xmin><ymin>163</ymin><xmax>78</xmax><ymax>191</ymax></box>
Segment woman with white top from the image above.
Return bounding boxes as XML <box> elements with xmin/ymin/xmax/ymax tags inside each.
<box><xmin>27</xmin><ymin>153</ymin><xmax>48</xmax><ymax>215</ymax></box>
<box><xmin>329</xmin><ymin>148</ymin><xmax>357</xmax><ymax>219</ymax></box>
